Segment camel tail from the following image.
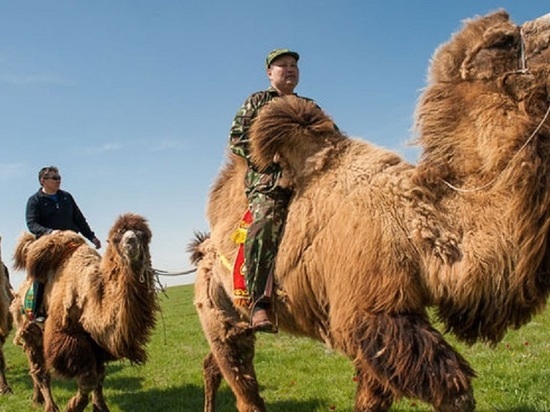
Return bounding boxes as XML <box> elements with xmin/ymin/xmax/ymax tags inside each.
<box><xmin>12</xmin><ymin>233</ymin><xmax>36</xmax><ymax>271</ymax></box>
<box><xmin>353</xmin><ymin>313</ymin><xmax>475</xmax><ymax>408</ymax></box>
<box><xmin>188</xmin><ymin>231</ymin><xmax>210</xmax><ymax>266</ymax></box>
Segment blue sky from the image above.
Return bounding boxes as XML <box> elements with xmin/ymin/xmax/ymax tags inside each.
<box><xmin>1</xmin><ymin>1</ymin><xmax>547</xmax><ymax>289</ymax></box>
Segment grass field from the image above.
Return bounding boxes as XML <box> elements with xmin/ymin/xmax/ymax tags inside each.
<box><xmin>0</xmin><ymin>284</ymin><xmax>548</xmax><ymax>411</ymax></box>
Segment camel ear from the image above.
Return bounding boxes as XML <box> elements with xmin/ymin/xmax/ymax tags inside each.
<box><xmin>459</xmin><ymin>24</ymin><xmax>520</xmax><ymax>80</ymax></box>
<box><xmin>429</xmin><ymin>10</ymin><xmax>513</xmax><ymax>83</ymax></box>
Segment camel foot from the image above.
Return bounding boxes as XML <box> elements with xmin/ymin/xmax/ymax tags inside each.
<box><xmin>42</xmin><ymin>404</ymin><xmax>60</xmax><ymax>412</ymax></box>
<box><xmin>66</xmin><ymin>394</ymin><xmax>89</xmax><ymax>412</ymax></box>
<box><xmin>436</xmin><ymin>389</ymin><xmax>475</xmax><ymax>412</ymax></box>
<box><xmin>32</xmin><ymin>392</ymin><xmax>44</xmax><ymax>407</ymax></box>
<box><xmin>92</xmin><ymin>399</ymin><xmax>110</xmax><ymax>412</ymax></box>
<box><xmin>0</xmin><ymin>385</ymin><xmax>12</xmax><ymax>394</ymax></box>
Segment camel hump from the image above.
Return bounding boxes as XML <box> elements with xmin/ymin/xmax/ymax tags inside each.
<box><xmin>249</xmin><ymin>95</ymin><xmax>340</xmax><ymax>171</ymax></box>
<box><xmin>13</xmin><ymin>232</ymin><xmax>37</xmax><ymax>271</ymax></box>
<box><xmin>23</xmin><ymin>232</ymin><xmax>86</xmax><ymax>283</ymax></box>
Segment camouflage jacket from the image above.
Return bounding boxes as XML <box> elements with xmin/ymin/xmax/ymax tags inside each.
<box><xmin>229</xmin><ymin>87</ymin><xmax>312</xmax><ymax>197</ymax></box>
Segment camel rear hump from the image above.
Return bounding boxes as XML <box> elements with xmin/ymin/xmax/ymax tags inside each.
<box><xmin>12</xmin><ymin>232</ymin><xmax>36</xmax><ymax>271</ymax></box>
<box><xmin>17</xmin><ymin>232</ymin><xmax>86</xmax><ymax>283</ymax></box>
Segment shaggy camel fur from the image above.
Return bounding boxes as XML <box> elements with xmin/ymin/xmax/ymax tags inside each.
<box><xmin>191</xmin><ymin>10</ymin><xmax>550</xmax><ymax>412</ymax></box>
<box><xmin>0</xmin><ymin>239</ymin><xmax>13</xmax><ymax>395</ymax></box>
<box><xmin>11</xmin><ymin>213</ymin><xmax>159</xmax><ymax>412</ymax></box>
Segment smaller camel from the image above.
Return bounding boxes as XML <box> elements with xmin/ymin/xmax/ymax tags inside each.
<box><xmin>10</xmin><ymin>213</ymin><xmax>159</xmax><ymax>412</ymax></box>
<box><xmin>0</xmin><ymin>238</ymin><xmax>13</xmax><ymax>395</ymax></box>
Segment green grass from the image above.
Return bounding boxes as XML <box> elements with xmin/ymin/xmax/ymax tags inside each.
<box><xmin>0</xmin><ymin>285</ymin><xmax>548</xmax><ymax>411</ymax></box>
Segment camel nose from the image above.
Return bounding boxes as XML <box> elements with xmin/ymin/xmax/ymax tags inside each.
<box><xmin>122</xmin><ymin>231</ymin><xmax>138</xmax><ymax>243</ymax></box>
<box><xmin>121</xmin><ymin>231</ymin><xmax>140</xmax><ymax>253</ymax></box>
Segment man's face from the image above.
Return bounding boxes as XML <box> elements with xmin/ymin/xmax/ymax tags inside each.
<box><xmin>267</xmin><ymin>55</ymin><xmax>299</xmax><ymax>94</ymax></box>
<box><xmin>40</xmin><ymin>172</ymin><xmax>61</xmax><ymax>192</ymax></box>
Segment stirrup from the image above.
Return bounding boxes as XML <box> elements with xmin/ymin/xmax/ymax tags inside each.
<box><xmin>249</xmin><ymin>302</ymin><xmax>278</xmax><ymax>333</ymax></box>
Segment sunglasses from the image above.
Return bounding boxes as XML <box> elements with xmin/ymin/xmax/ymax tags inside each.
<box><xmin>44</xmin><ymin>176</ymin><xmax>61</xmax><ymax>181</ymax></box>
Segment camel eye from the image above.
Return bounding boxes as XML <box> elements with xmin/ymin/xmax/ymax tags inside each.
<box><xmin>489</xmin><ymin>34</ymin><xmax>516</xmax><ymax>49</ymax></box>
<box><xmin>135</xmin><ymin>230</ymin><xmax>150</xmax><ymax>243</ymax></box>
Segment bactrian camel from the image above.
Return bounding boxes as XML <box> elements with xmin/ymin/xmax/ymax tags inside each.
<box><xmin>11</xmin><ymin>213</ymin><xmax>159</xmax><ymax>412</ymax></box>
<box><xmin>191</xmin><ymin>10</ymin><xmax>550</xmax><ymax>412</ymax></box>
<box><xmin>0</xmin><ymin>238</ymin><xmax>13</xmax><ymax>395</ymax></box>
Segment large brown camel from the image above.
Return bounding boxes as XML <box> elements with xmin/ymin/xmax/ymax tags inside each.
<box><xmin>10</xmin><ymin>213</ymin><xmax>159</xmax><ymax>412</ymax></box>
<box><xmin>0</xmin><ymin>238</ymin><xmax>13</xmax><ymax>395</ymax></box>
<box><xmin>191</xmin><ymin>10</ymin><xmax>550</xmax><ymax>412</ymax></box>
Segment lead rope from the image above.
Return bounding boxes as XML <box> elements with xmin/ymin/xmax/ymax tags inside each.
<box><xmin>442</xmin><ymin>102</ymin><xmax>550</xmax><ymax>193</ymax></box>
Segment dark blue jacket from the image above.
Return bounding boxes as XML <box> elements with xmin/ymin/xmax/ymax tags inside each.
<box><xmin>25</xmin><ymin>189</ymin><xmax>96</xmax><ymax>242</ymax></box>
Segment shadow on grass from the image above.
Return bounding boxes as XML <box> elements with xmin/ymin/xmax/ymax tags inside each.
<box><xmin>3</xmin><ymin>366</ymin><xmax>546</xmax><ymax>412</ymax></box>
<box><xmin>109</xmin><ymin>382</ymin><xmax>344</xmax><ymax>412</ymax></box>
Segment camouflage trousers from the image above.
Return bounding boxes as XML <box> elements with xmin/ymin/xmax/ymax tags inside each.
<box><xmin>245</xmin><ymin>191</ymin><xmax>290</xmax><ymax>305</ymax></box>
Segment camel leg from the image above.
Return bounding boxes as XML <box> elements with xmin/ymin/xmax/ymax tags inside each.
<box><xmin>0</xmin><ymin>337</ymin><xmax>12</xmax><ymax>394</ymax></box>
<box><xmin>19</xmin><ymin>323</ymin><xmax>59</xmax><ymax>412</ymax></box>
<box><xmin>65</xmin><ymin>368</ymin><xmax>98</xmax><ymax>412</ymax></box>
<box><xmin>195</xmin><ymin>274</ymin><xmax>266</xmax><ymax>412</ymax></box>
<box><xmin>354</xmin><ymin>369</ymin><xmax>393</xmax><ymax>411</ymax></box>
<box><xmin>203</xmin><ymin>352</ymin><xmax>223</xmax><ymax>412</ymax></box>
<box><xmin>91</xmin><ymin>361</ymin><xmax>109</xmax><ymax>412</ymax></box>
<box><xmin>207</xmin><ymin>326</ymin><xmax>265</xmax><ymax>412</ymax></box>
<box><xmin>351</xmin><ymin>313</ymin><xmax>475</xmax><ymax>412</ymax></box>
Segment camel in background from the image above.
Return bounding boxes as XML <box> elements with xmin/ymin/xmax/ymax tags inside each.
<box><xmin>0</xmin><ymin>238</ymin><xmax>13</xmax><ymax>395</ymax></box>
<box><xmin>11</xmin><ymin>213</ymin><xmax>159</xmax><ymax>412</ymax></box>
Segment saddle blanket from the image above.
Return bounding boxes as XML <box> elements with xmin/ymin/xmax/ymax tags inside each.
<box><xmin>230</xmin><ymin>209</ymin><xmax>252</xmax><ymax>307</ymax></box>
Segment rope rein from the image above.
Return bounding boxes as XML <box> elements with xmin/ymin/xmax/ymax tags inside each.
<box><xmin>519</xmin><ymin>27</ymin><xmax>527</xmax><ymax>72</ymax></box>
<box><xmin>442</xmin><ymin>103</ymin><xmax>550</xmax><ymax>193</ymax></box>
<box><xmin>153</xmin><ymin>268</ymin><xmax>197</xmax><ymax>277</ymax></box>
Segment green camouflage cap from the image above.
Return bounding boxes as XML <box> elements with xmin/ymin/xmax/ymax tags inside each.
<box><xmin>265</xmin><ymin>48</ymin><xmax>300</xmax><ymax>68</ymax></box>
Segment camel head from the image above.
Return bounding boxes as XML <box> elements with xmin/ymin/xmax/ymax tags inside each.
<box><xmin>428</xmin><ymin>10</ymin><xmax>550</xmax><ymax>82</ymax></box>
<box><xmin>416</xmin><ymin>10</ymin><xmax>550</xmax><ymax>188</ymax></box>
<box><xmin>106</xmin><ymin>213</ymin><xmax>152</xmax><ymax>274</ymax></box>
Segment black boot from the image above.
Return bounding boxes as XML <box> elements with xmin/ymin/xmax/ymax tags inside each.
<box><xmin>31</xmin><ymin>281</ymin><xmax>46</xmax><ymax>323</ymax></box>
